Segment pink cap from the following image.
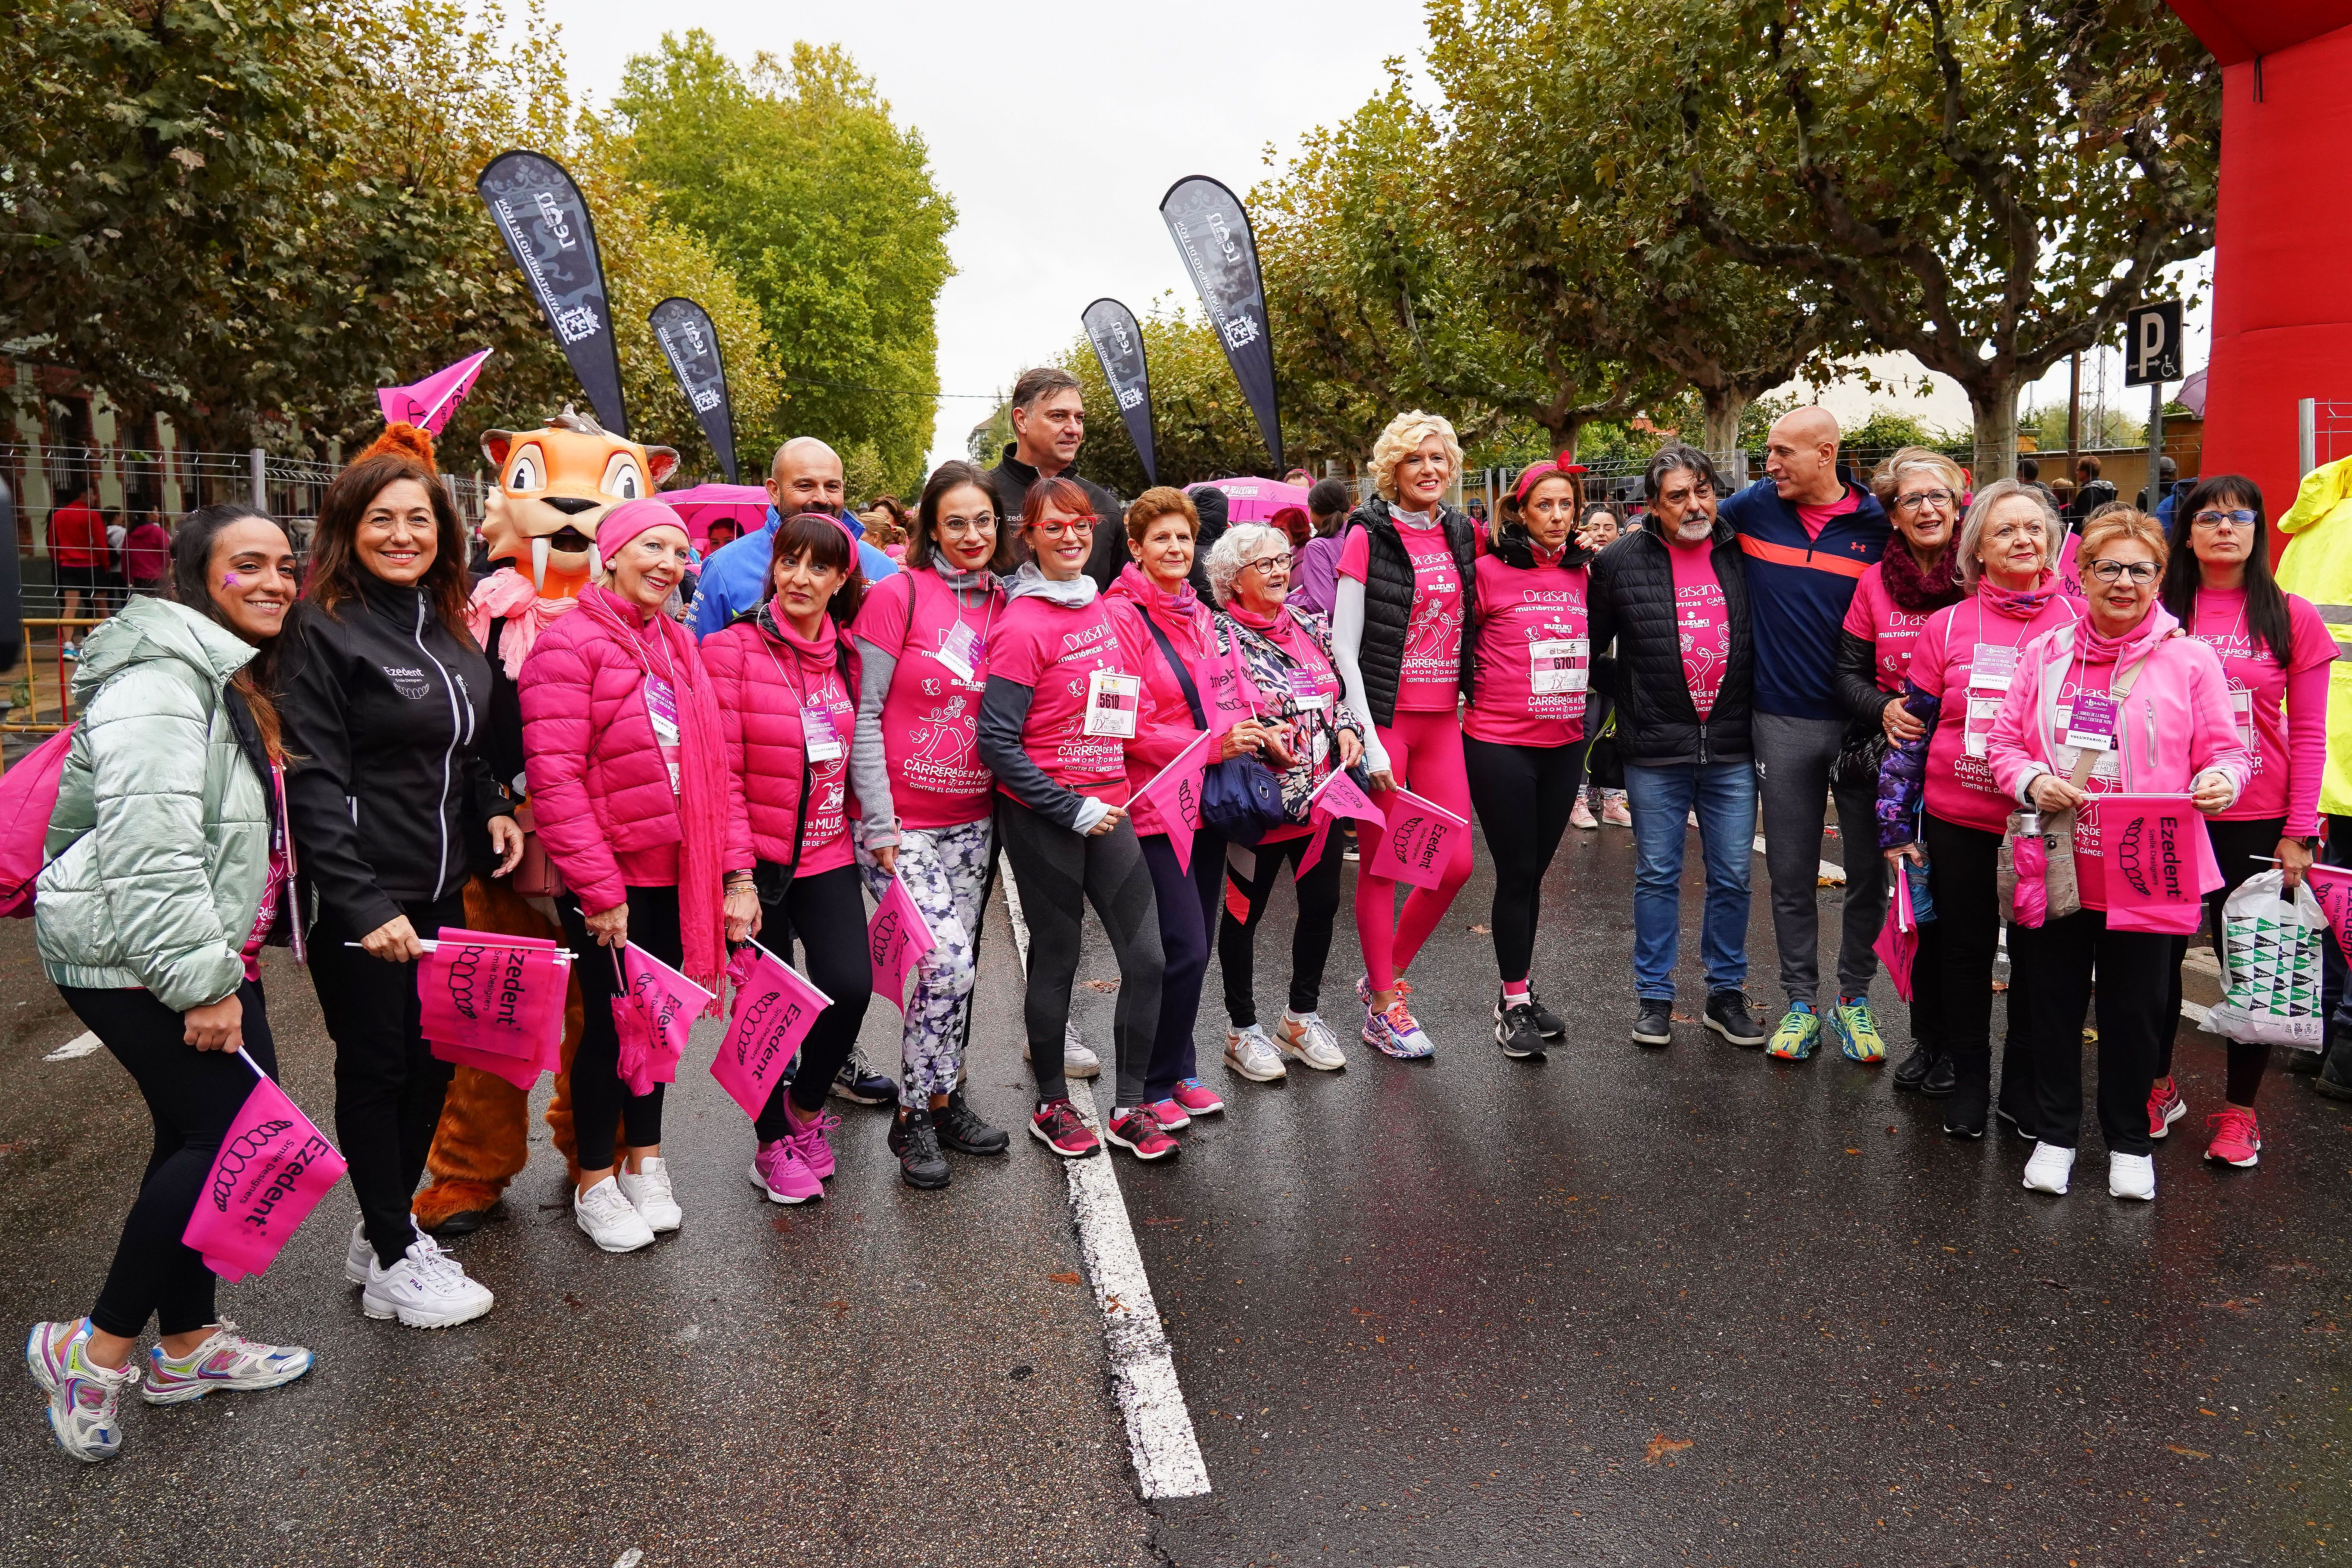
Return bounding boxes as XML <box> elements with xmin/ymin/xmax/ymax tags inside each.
<box><xmin>595</xmin><ymin>497</ymin><xmax>688</xmax><ymax>560</ymax></box>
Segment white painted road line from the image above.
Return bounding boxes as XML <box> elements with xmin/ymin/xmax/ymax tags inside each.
<box><xmin>998</xmin><ymin>855</ymin><xmax>1211</xmax><ymax>1500</ymax></box>
<box><xmin>42</xmin><ymin>1032</ymin><xmax>102</xmax><ymax>1062</ymax></box>
<box><xmin>1752</xmin><ymin>835</ymin><xmax>1845</xmax><ymax>885</ymax></box>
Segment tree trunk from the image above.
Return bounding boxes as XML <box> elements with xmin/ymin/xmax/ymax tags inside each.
<box><xmin>1536</xmin><ymin>414</ymin><xmax>1587</xmax><ymax>464</ymax></box>
<box><xmin>1969</xmin><ymin>377</ymin><xmax>2022</xmax><ymax>492</ymax></box>
<box><xmin>1700</xmin><ymin>387</ymin><xmax>1751</xmax><ymax>483</ymax></box>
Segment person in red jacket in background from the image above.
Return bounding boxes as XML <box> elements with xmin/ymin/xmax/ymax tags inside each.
<box><xmin>48</xmin><ymin>481</ymin><xmax>106</xmax><ymax>654</ymax></box>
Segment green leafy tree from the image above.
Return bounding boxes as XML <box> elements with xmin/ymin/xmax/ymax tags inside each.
<box><xmin>615</xmin><ymin>32</ymin><xmax>955</xmax><ymax>494</ymax></box>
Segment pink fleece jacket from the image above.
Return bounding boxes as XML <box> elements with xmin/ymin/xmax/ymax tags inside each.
<box><xmin>700</xmin><ymin>610</ymin><xmax>862</xmax><ymax>869</ymax></box>
<box><xmin>518</xmin><ymin>597</ymin><xmax>750</xmax><ymax>915</ymax></box>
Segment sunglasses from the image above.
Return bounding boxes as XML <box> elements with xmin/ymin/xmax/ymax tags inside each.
<box><xmin>2190</xmin><ymin>508</ymin><xmax>2257</xmax><ymax>530</ymax></box>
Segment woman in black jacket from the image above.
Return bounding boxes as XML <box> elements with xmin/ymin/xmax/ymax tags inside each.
<box><xmin>281</xmin><ymin>448</ymin><xmax>521</xmax><ymax>1329</ymax></box>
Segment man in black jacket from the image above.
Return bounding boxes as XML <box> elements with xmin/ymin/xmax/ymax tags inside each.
<box><xmin>1588</xmin><ymin>444</ymin><xmax>1764</xmax><ymax>1051</ymax></box>
<box><xmin>987</xmin><ymin>366</ymin><xmax>1126</xmax><ymax>589</ymax></box>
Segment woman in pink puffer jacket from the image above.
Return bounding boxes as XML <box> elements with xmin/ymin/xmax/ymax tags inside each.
<box><xmin>520</xmin><ymin>499</ymin><xmax>751</xmax><ymax>1254</ymax></box>
<box><xmin>1985</xmin><ymin>508</ymin><xmax>2249</xmax><ymax>1207</ymax></box>
<box><xmin>700</xmin><ymin>511</ymin><xmax>874</xmax><ymax>1206</ymax></box>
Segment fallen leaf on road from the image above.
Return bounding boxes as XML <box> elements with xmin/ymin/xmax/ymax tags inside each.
<box><xmin>1048</xmin><ymin>1271</ymin><xmax>1083</xmax><ymax>1285</ymax></box>
<box><xmin>1083</xmin><ymin>979</ymin><xmax>1120</xmax><ymax>992</ymax></box>
<box><xmin>1467</xmin><ymin>924</ymin><xmax>1492</xmax><ymax>935</ymax></box>
<box><xmin>2167</xmin><ymin>1445</ymin><xmax>2209</xmax><ymax>1459</ymax></box>
<box><xmin>1644</xmin><ymin>1434</ymin><xmax>1692</xmax><ymax>1465</ymax></box>
<box><xmin>828</xmin><ymin>1299</ymin><xmax>849</xmax><ymax>1318</ymax></box>
<box><xmin>1845</xmin><ymin>1148</ymin><xmax>1861</xmax><ymax>1155</ymax></box>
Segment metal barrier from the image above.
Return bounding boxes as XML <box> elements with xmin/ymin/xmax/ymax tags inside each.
<box><xmin>4</xmin><ymin>616</ymin><xmax>106</xmax><ymax>734</ymax></box>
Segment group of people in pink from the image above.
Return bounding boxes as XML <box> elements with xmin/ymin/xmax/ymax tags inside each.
<box><xmin>19</xmin><ymin>365</ymin><xmax>2335</xmax><ymax>1464</ymax></box>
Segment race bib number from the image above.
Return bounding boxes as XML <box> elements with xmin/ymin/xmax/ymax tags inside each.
<box><xmin>1083</xmin><ymin>668</ymin><xmax>1140</xmax><ymax>738</ymax></box>
<box><xmin>936</xmin><ymin>621</ymin><xmax>983</xmax><ymax>684</ymax></box>
<box><xmin>1529</xmin><ymin>637</ymin><xmax>1589</xmax><ymax>696</ymax></box>
<box><xmin>1969</xmin><ymin>646</ymin><xmax>2017</xmax><ymax>692</ymax></box>
<box><xmin>802</xmin><ymin>704</ymin><xmax>843</xmax><ymax>763</ymax></box>
<box><xmin>2063</xmin><ymin>692</ymin><xmax>2118</xmax><ymax>753</ymax></box>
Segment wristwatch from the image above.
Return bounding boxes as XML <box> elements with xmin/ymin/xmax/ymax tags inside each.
<box><xmin>2292</xmin><ymin>836</ymin><xmax>2320</xmax><ymax>853</ymax></box>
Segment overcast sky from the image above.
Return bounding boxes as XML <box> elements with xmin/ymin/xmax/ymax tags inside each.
<box><xmin>548</xmin><ymin>0</ymin><xmax>2212</xmax><ymax>470</ymax></box>
<box><xmin>551</xmin><ymin>0</ymin><xmax>1433</xmax><ymax>470</ymax></box>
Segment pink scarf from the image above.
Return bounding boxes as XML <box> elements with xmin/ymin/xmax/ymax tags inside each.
<box><xmin>468</xmin><ymin>568</ymin><xmax>581</xmax><ymax>679</ymax></box>
<box><xmin>1979</xmin><ymin>572</ymin><xmax>2059</xmax><ymax>622</ymax></box>
<box><xmin>576</xmin><ymin>585</ymin><xmax>728</xmax><ymax>1005</ymax></box>
<box><xmin>2076</xmin><ymin>601</ymin><xmax>2181</xmax><ymax>666</ymax></box>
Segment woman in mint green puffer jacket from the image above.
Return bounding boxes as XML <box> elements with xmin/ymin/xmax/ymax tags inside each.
<box><xmin>24</xmin><ymin>505</ymin><xmax>317</xmax><ymax>1466</ymax></box>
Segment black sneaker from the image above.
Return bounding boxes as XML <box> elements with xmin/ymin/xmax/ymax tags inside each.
<box><xmin>888</xmin><ymin>1107</ymin><xmax>950</xmax><ymax>1189</ymax></box>
<box><xmin>1703</xmin><ymin>989</ymin><xmax>1765</xmax><ymax>1047</ymax></box>
<box><xmin>937</xmin><ymin>1086</ymin><xmax>1010</xmax><ymax>1156</ymax></box>
<box><xmin>1632</xmin><ymin>999</ymin><xmax>1674</xmax><ymax>1047</ymax></box>
<box><xmin>1521</xmin><ymin>986</ymin><xmax>1567</xmax><ymax>1039</ymax></box>
<box><xmin>1494</xmin><ymin>999</ymin><xmax>1548</xmax><ymax>1060</ymax></box>
<box><xmin>830</xmin><ymin>1049</ymin><xmax>897</xmax><ymax>1106</ymax></box>
<box><xmin>1941</xmin><ymin>1078</ymin><xmax>1990</xmax><ymax>1140</ymax></box>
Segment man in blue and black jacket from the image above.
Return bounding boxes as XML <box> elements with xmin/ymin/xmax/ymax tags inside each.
<box><xmin>1719</xmin><ymin>406</ymin><xmax>1892</xmax><ymax>1065</ymax></box>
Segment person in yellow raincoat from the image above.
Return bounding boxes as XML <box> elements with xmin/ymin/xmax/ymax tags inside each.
<box><xmin>2274</xmin><ymin>453</ymin><xmax>2352</xmax><ymax>1098</ymax></box>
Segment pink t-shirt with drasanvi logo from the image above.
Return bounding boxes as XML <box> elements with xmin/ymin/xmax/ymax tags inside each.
<box><xmin>1839</xmin><ymin>563</ymin><xmax>1935</xmax><ymax>694</ymax></box>
<box><xmin>2186</xmin><ymin>587</ymin><xmax>2336</xmax><ymax>826</ymax></box>
<box><xmin>989</xmin><ymin>595</ymin><xmax>1134</xmax><ymax>806</ymax></box>
<box><xmin>1338</xmin><ymin>516</ymin><xmax>1465</xmax><ymax>711</ymax></box>
<box><xmin>790</xmin><ymin>663</ymin><xmax>858</xmax><ymax>875</ymax></box>
<box><xmin>1905</xmin><ymin>593</ymin><xmax>2084</xmax><ymax>835</ymax></box>
<box><xmin>1465</xmin><ymin>553</ymin><xmax>1590</xmax><ymax>747</ymax></box>
<box><xmin>1794</xmin><ymin>487</ymin><xmax>1861</xmax><ymax>542</ymax></box>
<box><xmin>1667</xmin><ymin>536</ymin><xmax>1731</xmax><ymax>720</ymax></box>
<box><xmin>850</xmin><ymin>569</ymin><xmax>1001</xmax><ymax>829</ymax></box>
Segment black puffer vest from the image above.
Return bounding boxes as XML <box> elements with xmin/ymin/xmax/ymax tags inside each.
<box><xmin>1586</xmin><ymin>517</ymin><xmax>1753</xmax><ymax>766</ymax></box>
<box><xmin>1342</xmin><ymin>497</ymin><xmax>1478</xmax><ymax>728</ymax></box>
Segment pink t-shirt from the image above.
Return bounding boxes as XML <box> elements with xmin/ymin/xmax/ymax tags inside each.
<box><xmin>1839</xmin><ymin>563</ymin><xmax>1936</xmax><ymax>694</ymax></box>
<box><xmin>1667</xmin><ymin>536</ymin><xmax>1730</xmax><ymax>721</ymax></box>
<box><xmin>1338</xmin><ymin>515</ymin><xmax>1465</xmax><ymax>710</ymax></box>
<box><xmin>1464</xmin><ymin>553</ymin><xmax>1589</xmax><ymax>747</ymax></box>
<box><xmin>850</xmin><ymin>569</ymin><xmax>1000</xmax><ymax>829</ymax></box>
<box><xmin>1795</xmin><ymin>488</ymin><xmax>1861</xmax><ymax>542</ymax></box>
<box><xmin>989</xmin><ymin>594</ymin><xmax>1134</xmax><ymax>806</ymax></box>
<box><xmin>1906</xmin><ymin>592</ymin><xmax>2084</xmax><ymax>835</ymax></box>
<box><xmin>790</xmin><ymin>660</ymin><xmax>857</xmax><ymax>875</ymax></box>
<box><xmin>2186</xmin><ymin>588</ymin><xmax>2336</xmax><ymax>828</ymax></box>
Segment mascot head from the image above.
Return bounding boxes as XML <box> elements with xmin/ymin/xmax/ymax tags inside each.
<box><xmin>481</xmin><ymin>406</ymin><xmax>679</xmax><ymax>597</ymax></box>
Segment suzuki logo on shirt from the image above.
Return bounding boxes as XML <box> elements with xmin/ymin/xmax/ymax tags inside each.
<box><xmin>383</xmin><ymin>665</ymin><xmax>431</xmax><ymax>700</ymax></box>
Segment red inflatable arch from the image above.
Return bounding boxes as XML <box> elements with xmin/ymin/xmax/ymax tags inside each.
<box><xmin>2167</xmin><ymin>3</ymin><xmax>2352</xmax><ymax>545</ymax></box>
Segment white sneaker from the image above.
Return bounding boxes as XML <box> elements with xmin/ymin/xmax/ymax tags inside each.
<box><xmin>616</xmin><ymin>1157</ymin><xmax>681</xmax><ymax>1233</ymax></box>
<box><xmin>573</xmin><ymin>1176</ymin><xmax>656</xmax><ymax>1253</ymax></box>
<box><xmin>2022</xmin><ymin>1141</ymin><xmax>2075</xmax><ymax>1195</ymax></box>
<box><xmin>1026</xmin><ymin>1024</ymin><xmax>1101</xmax><ymax>1080</ymax></box>
<box><xmin>361</xmin><ymin>1235</ymin><xmax>494</xmax><ymax>1328</ymax></box>
<box><xmin>343</xmin><ymin>1221</ymin><xmax>374</xmax><ymax>1287</ymax></box>
<box><xmin>2108</xmin><ymin>1152</ymin><xmax>2156</xmax><ymax>1201</ymax></box>
<box><xmin>1274</xmin><ymin>1013</ymin><xmax>1348</xmax><ymax>1071</ymax></box>
<box><xmin>1223</xmin><ymin>1024</ymin><xmax>1289</xmax><ymax>1082</ymax></box>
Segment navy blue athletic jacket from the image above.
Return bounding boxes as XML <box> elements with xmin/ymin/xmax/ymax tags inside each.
<box><xmin>1717</xmin><ymin>478</ymin><xmax>1890</xmax><ymax>720</ymax></box>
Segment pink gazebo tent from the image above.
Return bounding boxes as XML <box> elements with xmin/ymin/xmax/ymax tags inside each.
<box><xmin>1201</xmin><ymin>476</ymin><xmax>1313</xmax><ymax>523</ymax></box>
<box><xmin>659</xmin><ymin>483</ymin><xmax>771</xmax><ymax>552</ymax></box>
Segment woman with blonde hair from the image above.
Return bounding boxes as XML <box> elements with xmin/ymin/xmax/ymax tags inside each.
<box><xmin>1329</xmin><ymin>411</ymin><xmax>1479</xmax><ymax>1059</ymax></box>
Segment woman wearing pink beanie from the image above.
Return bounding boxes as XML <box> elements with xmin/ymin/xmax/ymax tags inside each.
<box><xmin>519</xmin><ymin>498</ymin><xmax>754</xmax><ymax>1253</ymax></box>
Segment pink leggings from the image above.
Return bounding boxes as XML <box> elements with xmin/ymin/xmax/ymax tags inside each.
<box><xmin>1355</xmin><ymin>710</ymin><xmax>1474</xmax><ymax>992</ymax></box>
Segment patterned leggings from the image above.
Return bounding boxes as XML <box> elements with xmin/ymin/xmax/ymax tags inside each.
<box><xmin>856</xmin><ymin>817</ymin><xmax>994</xmax><ymax>1109</ymax></box>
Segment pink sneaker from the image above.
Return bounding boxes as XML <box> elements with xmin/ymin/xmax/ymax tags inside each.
<box><xmin>2147</xmin><ymin>1076</ymin><xmax>2186</xmax><ymax>1140</ymax></box>
<box><xmin>1600</xmin><ymin>795</ymin><xmax>1632</xmax><ymax>827</ymax></box>
<box><xmin>785</xmin><ymin>1109</ymin><xmax>841</xmax><ymax>1181</ymax></box>
<box><xmin>1143</xmin><ymin>1096</ymin><xmax>1192</xmax><ymax>1131</ymax></box>
<box><xmin>2203</xmin><ymin>1106</ymin><xmax>2262</xmax><ymax>1168</ymax></box>
<box><xmin>1170</xmin><ymin>1077</ymin><xmax>1225</xmax><ymax>1116</ymax></box>
<box><xmin>1029</xmin><ymin>1097</ymin><xmax>1100</xmax><ymax>1158</ymax></box>
<box><xmin>748</xmin><ymin>1139</ymin><xmax>822</xmax><ymax>1204</ymax></box>
<box><xmin>1107</xmin><ymin>1106</ymin><xmax>1180</xmax><ymax>1162</ymax></box>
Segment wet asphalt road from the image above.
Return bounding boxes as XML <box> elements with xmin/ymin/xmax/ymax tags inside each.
<box><xmin>2</xmin><ymin>809</ymin><xmax>2348</xmax><ymax>1566</ymax></box>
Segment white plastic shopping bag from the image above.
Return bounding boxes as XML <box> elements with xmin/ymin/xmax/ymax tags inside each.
<box><xmin>2206</xmin><ymin>870</ymin><xmax>2326</xmax><ymax>1051</ymax></box>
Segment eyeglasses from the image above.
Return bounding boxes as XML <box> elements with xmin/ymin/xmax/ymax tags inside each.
<box><xmin>2190</xmin><ymin>508</ymin><xmax>2257</xmax><ymax>530</ymax></box>
<box><xmin>1237</xmin><ymin>555</ymin><xmax>1288</xmax><ymax>576</ymax></box>
<box><xmin>2086</xmin><ymin>558</ymin><xmax>2160</xmax><ymax>585</ymax></box>
<box><xmin>1894</xmin><ymin>489</ymin><xmax>1955</xmax><ymax>512</ymax></box>
<box><xmin>1033</xmin><ymin>516</ymin><xmax>1097</xmax><ymax>539</ymax></box>
<box><xmin>938</xmin><ymin>513</ymin><xmax>996</xmax><ymax>537</ymax></box>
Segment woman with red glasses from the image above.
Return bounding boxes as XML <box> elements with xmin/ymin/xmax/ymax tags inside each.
<box><xmin>2153</xmin><ymin>476</ymin><xmax>2335</xmax><ymax>1170</ymax></box>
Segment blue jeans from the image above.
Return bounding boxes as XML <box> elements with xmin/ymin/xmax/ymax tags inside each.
<box><xmin>1624</xmin><ymin>759</ymin><xmax>1757</xmax><ymax>1000</ymax></box>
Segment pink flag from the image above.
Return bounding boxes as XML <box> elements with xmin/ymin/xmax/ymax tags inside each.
<box><xmin>1131</xmin><ymin>728</ymin><xmax>1216</xmax><ymax>872</ymax></box>
<box><xmin>868</xmin><ymin>875</ymin><xmax>938</xmax><ymax>1011</ymax></box>
<box><xmin>1200</xmin><ymin>642</ymin><xmax>1263</xmax><ymax>729</ymax></box>
<box><xmin>1297</xmin><ymin>764</ymin><xmax>1387</xmax><ymax>879</ymax></box>
<box><xmin>711</xmin><ymin>944</ymin><xmax>833</xmax><ymax>1120</ymax></box>
<box><xmin>1370</xmin><ymin>787</ymin><xmax>1470</xmax><ymax>891</ymax></box>
<box><xmin>2097</xmin><ymin>794</ymin><xmax>2218</xmax><ymax>934</ymax></box>
<box><xmin>616</xmin><ymin>942</ymin><xmax>715</xmax><ymax>1095</ymax></box>
<box><xmin>417</xmin><ymin>928</ymin><xmax>566</xmax><ymax>1062</ymax></box>
<box><xmin>2303</xmin><ymin>863</ymin><xmax>2352</xmax><ymax>960</ymax></box>
<box><xmin>1873</xmin><ymin>865</ymin><xmax>1918</xmax><ymax>1002</ymax></box>
<box><xmin>377</xmin><ymin>348</ymin><xmax>492</xmax><ymax>436</ymax></box>
<box><xmin>182</xmin><ymin>1056</ymin><xmax>348</xmax><ymax>1283</ymax></box>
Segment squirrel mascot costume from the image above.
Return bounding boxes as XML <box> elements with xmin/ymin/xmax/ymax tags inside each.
<box><xmin>402</xmin><ymin>407</ymin><xmax>679</xmax><ymax>1234</ymax></box>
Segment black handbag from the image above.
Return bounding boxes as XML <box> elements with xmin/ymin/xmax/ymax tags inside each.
<box><xmin>1139</xmin><ymin>614</ymin><xmax>1286</xmax><ymax>845</ymax></box>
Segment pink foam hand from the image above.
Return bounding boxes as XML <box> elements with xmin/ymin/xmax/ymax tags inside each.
<box><xmin>376</xmin><ymin>348</ymin><xmax>492</xmax><ymax>436</ymax></box>
<box><xmin>182</xmin><ymin>1058</ymin><xmax>348</xmax><ymax>1283</ymax></box>
<box><xmin>711</xmin><ymin>943</ymin><xmax>833</xmax><ymax>1120</ymax></box>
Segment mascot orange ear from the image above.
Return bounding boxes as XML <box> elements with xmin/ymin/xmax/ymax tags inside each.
<box><xmin>644</xmin><ymin>445</ymin><xmax>681</xmax><ymax>487</ymax></box>
<box><xmin>482</xmin><ymin>429</ymin><xmax>516</xmax><ymax>471</ymax></box>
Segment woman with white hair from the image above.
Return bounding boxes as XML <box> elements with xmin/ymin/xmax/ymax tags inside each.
<box><xmin>1876</xmin><ymin>479</ymin><xmax>2083</xmax><ymax>1137</ymax></box>
<box><xmin>1206</xmin><ymin>521</ymin><xmax>1366</xmax><ymax>1075</ymax></box>
<box><xmin>1329</xmin><ymin>411</ymin><xmax>1479</xmax><ymax>1059</ymax></box>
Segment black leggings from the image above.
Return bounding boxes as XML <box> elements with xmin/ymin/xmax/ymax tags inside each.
<box><xmin>2010</xmin><ymin>907</ymin><xmax>2175</xmax><ymax>1154</ymax></box>
<box><xmin>560</xmin><ymin>885</ymin><xmax>684</xmax><ymax>1173</ymax></box>
<box><xmin>1914</xmin><ymin>815</ymin><xmax>2041</xmax><ymax>1110</ymax></box>
<box><xmin>751</xmin><ymin>863</ymin><xmax>874</xmax><ymax>1136</ymax></box>
<box><xmin>1462</xmin><ymin>735</ymin><xmax>1588</xmax><ymax>985</ymax></box>
<box><xmin>64</xmin><ymin>979</ymin><xmax>279</xmax><ymax>1339</ymax></box>
<box><xmin>1219</xmin><ymin>831</ymin><xmax>1346</xmax><ymax>1027</ymax></box>
<box><xmin>2160</xmin><ymin>814</ymin><xmax>2287</xmax><ymax>1107</ymax></box>
<box><xmin>311</xmin><ymin>890</ymin><xmax>467</xmax><ymax>1268</ymax></box>
<box><xmin>996</xmin><ymin>796</ymin><xmax>1164</xmax><ymax>1108</ymax></box>
<box><xmin>1141</xmin><ymin>828</ymin><xmax>1222</xmax><ymax>1098</ymax></box>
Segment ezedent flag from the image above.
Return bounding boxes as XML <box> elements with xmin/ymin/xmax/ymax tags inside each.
<box><xmin>650</xmin><ymin>296</ymin><xmax>739</xmax><ymax>482</ymax></box>
<box><xmin>479</xmin><ymin>150</ymin><xmax>631</xmax><ymax>436</ymax></box>
<box><xmin>1081</xmin><ymin>297</ymin><xmax>1157</xmax><ymax>486</ymax></box>
<box><xmin>1160</xmin><ymin>176</ymin><xmax>1282</xmax><ymax>473</ymax></box>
